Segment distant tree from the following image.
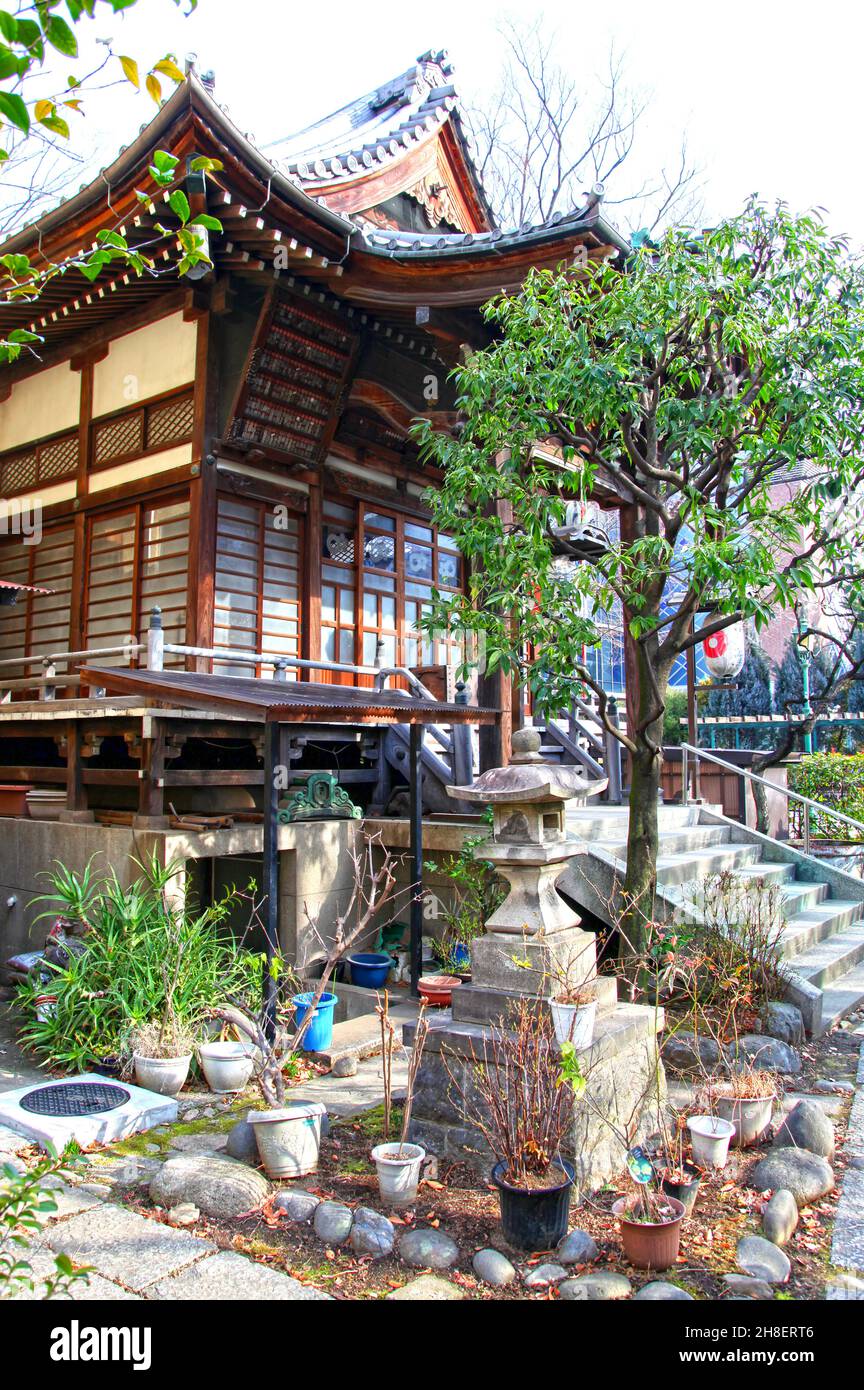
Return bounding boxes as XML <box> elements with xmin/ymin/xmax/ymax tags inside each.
<box><xmin>470</xmin><ymin>17</ymin><xmax>702</xmax><ymax>236</ymax></box>
<box><xmin>773</xmin><ymin>634</ymin><xmax>836</xmax><ymax>716</ymax></box>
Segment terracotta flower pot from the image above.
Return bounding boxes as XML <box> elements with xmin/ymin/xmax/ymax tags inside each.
<box><xmin>417</xmin><ymin>973</ymin><xmax>461</xmax><ymax>1007</ymax></box>
<box><xmin>612</xmin><ymin>1195</ymin><xmax>685</xmax><ymax>1271</ymax></box>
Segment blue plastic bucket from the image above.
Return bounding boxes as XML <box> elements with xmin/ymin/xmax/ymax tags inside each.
<box><xmin>291</xmin><ymin>992</ymin><xmax>338</xmax><ymax>1051</ymax></box>
<box><xmin>347</xmin><ymin>952</ymin><xmax>392</xmax><ymax>989</ymax></box>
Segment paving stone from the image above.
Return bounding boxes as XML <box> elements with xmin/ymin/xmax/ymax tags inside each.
<box><xmin>762</xmin><ymin>1189</ymin><xmax>798</xmax><ymax>1247</ymax></box>
<box><xmin>151</xmin><ymin>1250</ymin><xmax>332</xmax><ymax>1300</ymax></box>
<box><xmin>523</xmin><ymin>1262</ymin><xmax>568</xmax><ymax>1288</ymax></box>
<box><xmin>166</xmin><ymin>1131</ymin><xmax>229</xmax><ymax>1155</ymax></box>
<box><xmin>559</xmin><ymin>1271</ymin><xmax>632</xmax><ymax>1300</ymax></box>
<box><xmin>557</xmin><ymin>1228</ymin><xmax>599</xmax><ymax>1264</ymax></box>
<box><xmin>825</xmin><ymin>1273</ymin><xmax>864</xmax><ymax>1300</ymax></box>
<box><xmin>32</xmin><ymin>1182</ymin><xmax>104</xmax><ymax>1226</ymax></box>
<box><xmin>313</xmin><ymin>1200</ymin><xmax>353</xmax><ymax>1245</ymax></box>
<box><xmin>831</xmin><ymin>1168</ymin><xmax>864</xmax><ymax>1269</ymax></box>
<box><xmin>751</xmin><ymin>1149</ymin><xmax>834</xmax><ymax>1208</ymax></box>
<box><xmin>46</xmin><ymin>1203</ymin><xmax>216</xmax><ymax>1292</ymax></box>
<box><xmin>634</xmin><ymin>1281</ymin><xmax>694</xmax><ymax>1300</ymax></box>
<box><xmin>386</xmin><ymin>1275</ymin><xmax>464</xmax><ymax>1300</ymax></box>
<box><xmin>274</xmin><ymin>1188</ymin><xmax>321</xmax><ymax>1222</ymax></box>
<box><xmin>225</xmin><ymin>1116</ymin><xmax>260</xmax><ymax>1165</ymax></box>
<box><xmin>737</xmin><ymin>1234</ymin><xmax>791</xmax><ymax>1284</ymax></box>
<box><xmin>813</xmin><ymin>1079</ymin><xmax>854</xmax><ymax>1095</ymax></box>
<box><xmin>9</xmin><ymin>1250</ymin><xmax>141</xmax><ymax>1301</ymax></box>
<box><xmin>149</xmin><ymin>1154</ymin><xmax>269</xmax><ymax>1219</ymax></box>
<box><xmin>723</xmin><ymin>1273</ymin><xmax>775</xmax><ymax>1299</ymax></box>
<box><xmin>399</xmin><ymin>1227</ymin><xmax>459</xmax><ymax>1269</ymax></box>
<box><xmin>472</xmin><ymin>1248</ymin><xmax>517</xmax><ymax>1286</ymax></box>
<box><xmin>349</xmin><ymin>1207</ymin><xmax>395</xmax><ymax>1258</ymax></box>
<box><xmin>774</xmin><ymin>1099</ymin><xmax>835</xmax><ymax>1160</ymax></box>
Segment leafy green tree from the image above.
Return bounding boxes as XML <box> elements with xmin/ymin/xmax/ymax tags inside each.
<box><xmin>414</xmin><ymin>200</ymin><xmax>864</xmax><ymax>953</ymax></box>
<box><xmin>0</xmin><ymin>0</ymin><xmax>217</xmax><ymax>363</ymax></box>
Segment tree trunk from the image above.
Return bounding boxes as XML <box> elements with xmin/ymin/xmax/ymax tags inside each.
<box><xmin>620</xmin><ymin>742</ymin><xmax>662</xmax><ymax>956</ymax></box>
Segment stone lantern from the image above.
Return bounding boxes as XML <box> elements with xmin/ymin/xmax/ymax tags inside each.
<box><xmin>445</xmin><ymin>727</ymin><xmax>608</xmax><ymax>1013</ymax></box>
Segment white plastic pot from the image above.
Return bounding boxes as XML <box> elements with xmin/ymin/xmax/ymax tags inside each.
<box><xmin>550</xmin><ymin>998</ymin><xmax>597</xmax><ymax>1049</ymax></box>
<box><xmin>687</xmin><ymin>1114</ymin><xmax>735</xmax><ymax>1169</ymax></box>
<box><xmin>199</xmin><ymin>1041</ymin><xmax>255</xmax><ymax>1094</ymax></box>
<box><xmin>133</xmin><ymin>1052</ymin><xmax>191</xmax><ymax>1097</ymax></box>
<box><xmin>248</xmin><ymin>1101</ymin><xmax>326</xmax><ymax>1178</ymax></box>
<box><xmin>715</xmin><ymin>1094</ymin><xmax>775</xmax><ymax>1148</ymax></box>
<box><xmin>370</xmin><ymin>1142</ymin><xmax>426</xmax><ymax>1206</ymax></box>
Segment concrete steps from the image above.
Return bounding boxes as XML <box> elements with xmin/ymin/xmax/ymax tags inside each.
<box><xmin>567</xmin><ymin>801</ymin><xmax>864</xmax><ymax>1035</ymax></box>
<box><xmin>307</xmin><ymin>1002</ymin><xmax>416</xmax><ymax>1070</ymax></box>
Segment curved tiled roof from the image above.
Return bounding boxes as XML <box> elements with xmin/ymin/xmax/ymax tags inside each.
<box><xmin>266</xmin><ymin>49</ymin><xmax>495</xmax><ymax>227</ymax></box>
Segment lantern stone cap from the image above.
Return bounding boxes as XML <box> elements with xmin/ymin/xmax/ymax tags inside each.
<box><xmin>446</xmin><ymin>728</ymin><xmax>608</xmax><ymax>804</ymax></box>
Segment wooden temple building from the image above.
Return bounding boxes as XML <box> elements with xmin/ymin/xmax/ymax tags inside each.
<box><xmin>0</xmin><ymin>52</ymin><xmax>629</xmax><ymax>964</ymax></box>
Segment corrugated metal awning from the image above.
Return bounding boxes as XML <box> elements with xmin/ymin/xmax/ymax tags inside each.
<box><xmin>79</xmin><ymin>665</ymin><xmax>499</xmax><ymax>726</ymax></box>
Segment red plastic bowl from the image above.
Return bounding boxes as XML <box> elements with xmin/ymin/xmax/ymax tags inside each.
<box><xmin>417</xmin><ymin>974</ymin><xmax>461</xmax><ymax>1007</ymax></box>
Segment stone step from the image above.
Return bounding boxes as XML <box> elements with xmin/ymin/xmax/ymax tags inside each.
<box><xmin>595</xmin><ymin>824</ymin><xmax>734</xmax><ymax>858</ymax></box>
<box><xmin>307</xmin><ymin>1003</ymin><xmax>416</xmax><ymax>1070</ymax></box>
<box><xmin>785</xmin><ymin>918</ymin><xmax>864</xmax><ymax>990</ymax></box>
<box><xmin>819</xmin><ymin>961</ymin><xmax>864</xmax><ymax>1032</ymax></box>
<box><xmin>778</xmin><ymin>900</ymin><xmax>864</xmax><ymax>960</ymax></box>
<box><xmin>653</xmin><ymin>842</ymin><xmax>762</xmax><ymax>886</ymax></box>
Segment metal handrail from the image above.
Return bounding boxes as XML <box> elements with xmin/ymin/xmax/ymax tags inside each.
<box><xmin>679</xmin><ymin>742</ymin><xmax>864</xmax><ymax>856</ymax></box>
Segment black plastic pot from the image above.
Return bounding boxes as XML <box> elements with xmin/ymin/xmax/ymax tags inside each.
<box><xmin>659</xmin><ymin>1163</ymin><xmax>702</xmax><ymax>1219</ymax></box>
<box><xmin>92</xmin><ymin>1056</ymin><xmax>123</xmax><ymax>1079</ymax></box>
<box><xmin>492</xmin><ymin>1158</ymin><xmax>575</xmax><ymax>1251</ymax></box>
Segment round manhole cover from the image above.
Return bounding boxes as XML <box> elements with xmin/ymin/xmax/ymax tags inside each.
<box><xmin>19</xmin><ymin>1081</ymin><xmax>130</xmax><ymax>1117</ymax></box>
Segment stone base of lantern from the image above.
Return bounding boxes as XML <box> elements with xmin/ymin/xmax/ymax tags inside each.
<box><xmin>405</xmin><ymin>999</ymin><xmax>666</xmax><ymax>1195</ymax></box>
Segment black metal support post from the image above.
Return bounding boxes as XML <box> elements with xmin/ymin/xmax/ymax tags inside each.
<box><xmin>262</xmin><ymin>720</ymin><xmax>280</xmax><ymax>1037</ymax></box>
<box><xmin>409</xmin><ymin>721</ymin><xmax>423</xmax><ymax>998</ymax></box>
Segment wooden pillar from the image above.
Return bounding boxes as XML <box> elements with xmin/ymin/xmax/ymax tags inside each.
<box><xmin>303</xmin><ymin>482</ymin><xmax>322</xmax><ymax>664</ymax></box>
<box><xmin>262</xmin><ymin>720</ymin><xmax>280</xmax><ymax>1036</ymax></box>
<box><xmin>58</xmin><ymin>719</ymin><xmax>94</xmax><ymax>822</ymax></box>
<box><xmin>409</xmin><ymin>721</ymin><xmax>423</xmax><ymax>998</ymax></box>
<box><xmin>187</xmin><ymin>307</ymin><xmax>218</xmax><ymax>668</ymax></box>
<box><xmin>135</xmin><ymin>716</ymin><xmax>168</xmax><ymax>828</ymax></box>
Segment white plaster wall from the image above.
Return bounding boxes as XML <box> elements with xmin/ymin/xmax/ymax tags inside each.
<box><xmin>92</xmin><ymin>311</ymin><xmax>196</xmax><ymax>417</ymax></box>
<box><xmin>0</xmin><ymin>362</ymin><xmax>80</xmax><ymax>451</ymax></box>
<box><xmin>88</xmin><ymin>444</ymin><xmax>193</xmax><ymax>492</ymax></box>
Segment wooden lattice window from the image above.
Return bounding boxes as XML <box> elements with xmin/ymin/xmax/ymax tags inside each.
<box><xmin>0</xmin><ymin>429</ymin><xmax>78</xmax><ymax>497</ymax></box>
<box><xmin>91</xmin><ymin>388</ymin><xmax>194</xmax><ymax>470</ymax></box>
<box><xmin>84</xmin><ymin>494</ymin><xmax>190</xmax><ymax>665</ymax></box>
<box><xmin>214</xmin><ymin>494</ymin><xmax>303</xmax><ymax>676</ymax></box>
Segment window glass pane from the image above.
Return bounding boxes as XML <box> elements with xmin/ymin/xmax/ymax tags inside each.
<box><xmin>322</xmin><ymin>585</ymin><xmax>336</xmax><ymax>622</ymax></box>
<box><xmin>323</xmin><ymin>563</ymin><xmax>350</xmax><ymax>584</ymax></box>
<box><xmin>324</xmin><ymin>501</ymin><xmax>354</xmax><ymax>523</ymax></box>
<box><xmin>381</xmin><ymin>596</ymin><xmax>396</xmax><ymax>626</ymax></box>
<box><xmin>339</xmin><ymin>630</ymin><xmax>354</xmax><ymax>663</ymax></box>
<box><xmin>438</xmin><ymin>533</ymin><xmax>457</xmax><ymax>549</ymax></box>
<box><xmin>405</xmin><ymin>637</ymin><xmax>418</xmax><ymax>666</ymax></box>
<box><xmin>378</xmin><ymin>634</ymin><xmax>397</xmax><ymax>665</ymax></box>
<box><xmin>405</xmin><ymin>541</ymin><xmax>433</xmax><ymax>580</ymax></box>
<box><xmin>339</xmin><ymin>590</ymin><xmax>354</xmax><ymax>623</ymax></box>
<box><xmin>323</xmin><ymin>527</ymin><xmax>355</xmax><ymax>564</ymax></box>
<box><xmin>438</xmin><ymin>551</ymin><xmax>460</xmax><ymax>586</ymax></box>
<box><xmin>363</xmin><ymin>593</ymin><xmax>378</xmax><ymax>624</ymax></box>
<box><xmin>405</xmin><ymin>522</ymin><xmax>433</xmax><ymax>542</ymax></box>
<box><xmin>322</xmin><ymin>628</ymin><xmax>336</xmax><ymax>660</ymax></box>
<box><xmin>362</xmin><ymin>632</ymin><xmax>378</xmax><ymax>664</ymax></box>
<box><xmin>364</xmin><ymin>572</ymin><xmax>395</xmax><ymax>593</ymax></box>
<box><xmin>406</xmin><ymin>580</ymin><xmax>432</xmax><ymax>600</ymax></box>
<box><xmin>364</xmin><ymin>512</ymin><xmax>395</xmax><ymax>531</ymax></box>
<box><xmin>364</xmin><ymin>534</ymin><xmax>395</xmax><ymax>570</ymax></box>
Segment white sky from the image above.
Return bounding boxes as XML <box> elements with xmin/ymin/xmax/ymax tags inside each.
<box><xmin>21</xmin><ymin>0</ymin><xmax>864</xmax><ymax>244</ymax></box>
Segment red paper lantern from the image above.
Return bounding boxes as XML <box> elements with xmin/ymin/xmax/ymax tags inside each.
<box><xmin>702</xmin><ymin>623</ymin><xmax>745</xmax><ymax>680</ymax></box>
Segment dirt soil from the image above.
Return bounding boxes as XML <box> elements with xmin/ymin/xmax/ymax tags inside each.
<box><xmin>117</xmin><ymin>1015</ymin><xmax>862</xmax><ymax>1301</ymax></box>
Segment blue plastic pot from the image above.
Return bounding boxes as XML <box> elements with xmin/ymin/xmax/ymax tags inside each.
<box><xmin>291</xmin><ymin>992</ymin><xmax>338</xmax><ymax>1051</ymax></box>
<box><xmin>451</xmin><ymin>942</ymin><xmax>471</xmax><ymax>971</ymax></box>
<box><xmin>347</xmin><ymin>952</ymin><xmax>392</xmax><ymax>989</ymax></box>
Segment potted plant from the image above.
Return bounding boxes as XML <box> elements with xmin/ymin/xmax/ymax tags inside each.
<box><xmin>655</xmin><ymin>1115</ymin><xmax>701</xmax><ymax>1217</ymax></box>
<box><xmin>611</xmin><ymin>1187</ymin><xmax>686</xmax><ymax>1271</ymax></box>
<box><xmin>198</xmin><ymin>1038</ymin><xmax>255</xmax><ymax>1094</ymax></box>
<box><xmin>686</xmin><ymin>1112</ymin><xmax>735</xmax><ymax>1168</ymax></box>
<box><xmin>425</xmin><ymin>834</ymin><xmax>503</xmax><ymax>977</ymax></box>
<box><xmin>130</xmin><ymin>1017</ymin><xmax>195</xmax><ymax>1097</ymax></box>
<box><xmin>709</xmin><ymin>1064</ymin><xmax>777</xmax><ymax>1148</ymax></box>
<box><xmin>371</xmin><ymin>1001</ymin><xmax>429</xmax><ymax>1206</ymax></box>
<box><xmin>445</xmin><ymin>1000</ymin><xmax>580</xmax><ymax>1251</ymax></box>
<box><xmin>548</xmin><ymin>978</ymin><xmax>597</xmax><ymax>1049</ymax></box>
